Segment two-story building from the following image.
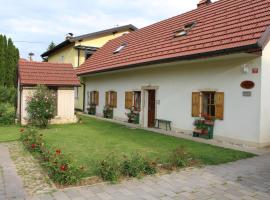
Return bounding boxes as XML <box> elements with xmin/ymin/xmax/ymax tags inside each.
<box><xmin>41</xmin><ymin>25</ymin><xmax>137</xmax><ymax>110</ymax></box>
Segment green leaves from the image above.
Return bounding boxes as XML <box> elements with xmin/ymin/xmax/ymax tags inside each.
<box><xmin>0</xmin><ymin>35</ymin><xmax>19</xmax><ymax>88</ymax></box>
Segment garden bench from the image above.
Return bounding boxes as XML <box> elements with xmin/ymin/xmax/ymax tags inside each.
<box><xmin>154</xmin><ymin>119</ymin><xmax>172</xmax><ymax>131</ymax></box>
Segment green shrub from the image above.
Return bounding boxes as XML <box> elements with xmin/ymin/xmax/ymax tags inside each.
<box><xmin>0</xmin><ymin>103</ymin><xmax>15</xmax><ymax>125</ymax></box>
<box><xmin>0</xmin><ymin>86</ymin><xmax>16</xmax><ymax>104</ymax></box>
<box><xmin>168</xmin><ymin>147</ymin><xmax>191</xmax><ymax>168</ymax></box>
<box><xmin>142</xmin><ymin>159</ymin><xmax>157</xmax><ymax>175</ymax></box>
<box><xmin>26</xmin><ymin>85</ymin><xmax>56</xmax><ymax>128</ymax></box>
<box><xmin>97</xmin><ymin>155</ymin><xmax>121</xmax><ymax>183</ymax></box>
<box><xmin>20</xmin><ymin>127</ymin><xmax>83</xmax><ymax>185</ymax></box>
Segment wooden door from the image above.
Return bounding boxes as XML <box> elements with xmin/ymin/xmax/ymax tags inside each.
<box><xmin>148</xmin><ymin>90</ymin><xmax>156</xmax><ymax>127</ymax></box>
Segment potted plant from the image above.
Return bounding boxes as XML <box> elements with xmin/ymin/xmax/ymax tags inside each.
<box><xmin>103</xmin><ymin>106</ymin><xmax>113</xmax><ymax>119</ymax></box>
<box><xmin>87</xmin><ymin>104</ymin><xmax>97</xmax><ymax>115</ymax></box>
<box><xmin>193</xmin><ymin>114</ymin><xmax>215</xmax><ymax>139</ymax></box>
<box><xmin>126</xmin><ymin>106</ymin><xmax>140</xmax><ymax>124</ymax></box>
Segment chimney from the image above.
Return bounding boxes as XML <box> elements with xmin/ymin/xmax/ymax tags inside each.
<box><xmin>65</xmin><ymin>33</ymin><xmax>74</xmax><ymax>40</ymax></box>
<box><xmin>28</xmin><ymin>52</ymin><xmax>34</xmax><ymax>61</ymax></box>
<box><xmin>197</xmin><ymin>0</ymin><xmax>212</xmax><ymax>8</ymax></box>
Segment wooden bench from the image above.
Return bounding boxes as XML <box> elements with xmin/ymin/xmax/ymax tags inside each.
<box><xmin>154</xmin><ymin>119</ymin><xmax>172</xmax><ymax>131</ymax></box>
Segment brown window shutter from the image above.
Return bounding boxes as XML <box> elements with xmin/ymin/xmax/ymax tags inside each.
<box><xmin>215</xmin><ymin>92</ymin><xmax>224</xmax><ymax>120</ymax></box>
<box><xmin>113</xmin><ymin>91</ymin><xmax>117</xmax><ymax>108</ymax></box>
<box><xmin>95</xmin><ymin>91</ymin><xmax>99</xmax><ymax>106</ymax></box>
<box><xmin>105</xmin><ymin>91</ymin><xmax>109</xmax><ymax>106</ymax></box>
<box><xmin>192</xmin><ymin>92</ymin><xmax>201</xmax><ymax>117</ymax></box>
<box><xmin>90</xmin><ymin>91</ymin><xmax>93</xmax><ymax>105</ymax></box>
<box><xmin>125</xmin><ymin>92</ymin><xmax>133</xmax><ymax>109</ymax></box>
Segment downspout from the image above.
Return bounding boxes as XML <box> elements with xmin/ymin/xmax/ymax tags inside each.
<box><xmin>77</xmin><ymin>49</ymin><xmax>80</xmax><ymax>67</ymax></box>
<box><xmin>82</xmin><ymin>82</ymin><xmax>86</xmax><ymax>113</ymax></box>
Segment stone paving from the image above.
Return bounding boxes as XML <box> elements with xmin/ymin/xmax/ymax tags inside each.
<box><xmin>1</xmin><ymin>143</ymin><xmax>270</xmax><ymax>200</ymax></box>
<box><xmin>27</xmin><ymin>152</ymin><xmax>270</xmax><ymax>200</ymax></box>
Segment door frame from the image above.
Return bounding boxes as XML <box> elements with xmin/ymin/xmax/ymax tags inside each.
<box><xmin>141</xmin><ymin>86</ymin><xmax>159</xmax><ymax>128</ymax></box>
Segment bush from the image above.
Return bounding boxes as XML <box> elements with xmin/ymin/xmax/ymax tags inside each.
<box><xmin>0</xmin><ymin>103</ymin><xmax>15</xmax><ymax>125</ymax></box>
<box><xmin>97</xmin><ymin>155</ymin><xmax>121</xmax><ymax>183</ymax></box>
<box><xmin>26</xmin><ymin>85</ymin><xmax>56</xmax><ymax>128</ymax></box>
<box><xmin>168</xmin><ymin>147</ymin><xmax>191</xmax><ymax>168</ymax></box>
<box><xmin>121</xmin><ymin>154</ymin><xmax>157</xmax><ymax>177</ymax></box>
<box><xmin>20</xmin><ymin>128</ymin><xmax>83</xmax><ymax>185</ymax></box>
<box><xmin>0</xmin><ymin>86</ymin><xmax>16</xmax><ymax>104</ymax></box>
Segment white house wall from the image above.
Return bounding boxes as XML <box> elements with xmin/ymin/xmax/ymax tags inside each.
<box><xmin>20</xmin><ymin>87</ymin><xmax>77</xmax><ymax>125</ymax></box>
<box><xmin>260</xmin><ymin>40</ymin><xmax>270</xmax><ymax>145</ymax></box>
<box><xmin>83</xmin><ymin>54</ymin><xmax>262</xmax><ymax>145</ymax></box>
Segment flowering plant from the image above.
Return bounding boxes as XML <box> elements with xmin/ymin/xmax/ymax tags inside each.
<box><xmin>26</xmin><ymin>85</ymin><xmax>56</xmax><ymax>128</ymax></box>
<box><xmin>20</xmin><ymin>127</ymin><xmax>83</xmax><ymax>185</ymax></box>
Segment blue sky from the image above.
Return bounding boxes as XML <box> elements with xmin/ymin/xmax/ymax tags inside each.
<box><xmin>0</xmin><ymin>0</ymin><xmax>217</xmax><ymax>61</ymax></box>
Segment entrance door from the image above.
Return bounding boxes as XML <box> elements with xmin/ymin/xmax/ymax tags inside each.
<box><xmin>148</xmin><ymin>90</ymin><xmax>156</xmax><ymax>127</ymax></box>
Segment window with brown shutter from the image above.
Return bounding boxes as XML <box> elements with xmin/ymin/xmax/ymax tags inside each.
<box><xmin>192</xmin><ymin>91</ymin><xmax>224</xmax><ymax>120</ymax></box>
<box><xmin>111</xmin><ymin>91</ymin><xmax>117</xmax><ymax>108</ymax></box>
<box><xmin>215</xmin><ymin>92</ymin><xmax>224</xmax><ymax>120</ymax></box>
<box><xmin>192</xmin><ymin>92</ymin><xmax>201</xmax><ymax>117</ymax></box>
<box><xmin>125</xmin><ymin>92</ymin><xmax>133</xmax><ymax>109</ymax></box>
<box><xmin>105</xmin><ymin>91</ymin><xmax>109</xmax><ymax>106</ymax></box>
<box><xmin>90</xmin><ymin>91</ymin><xmax>99</xmax><ymax>106</ymax></box>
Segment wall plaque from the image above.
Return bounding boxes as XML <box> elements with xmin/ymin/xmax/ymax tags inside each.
<box><xmin>243</xmin><ymin>91</ymin><xmax>252</xmax><ymax>97</ymax></box>
<box><xmin>240</xmin><ymin>81</ymin><xmax>255</xmax><ymax>89</ymax></box>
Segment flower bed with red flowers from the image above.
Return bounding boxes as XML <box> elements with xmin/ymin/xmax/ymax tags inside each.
<box><xmin>20</xmin><ymin>127</ymin><xmax>83</xmax><ymax>185</ymax></box>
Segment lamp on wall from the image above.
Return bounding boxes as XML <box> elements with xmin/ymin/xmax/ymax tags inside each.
<box><xmin>242</xmin><ymin>64</ymin><xmax>249</xmax><ymax>74</ymax></box>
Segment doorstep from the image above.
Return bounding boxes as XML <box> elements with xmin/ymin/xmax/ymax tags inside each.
<box><xmin>78</xmin><ymin>113</ymin><xmax>269</xmax><ymax>155</ymax></box>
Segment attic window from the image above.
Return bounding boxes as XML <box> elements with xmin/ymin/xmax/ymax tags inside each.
<box><xmin>113</xmin><ymin>43</ymin><xmax>126</xmax><ymax>54</ymax></box>
<box><xmin>174</xmin><ymin>21</ymin><xmax>196</xmax><ymax>38</ymax></box>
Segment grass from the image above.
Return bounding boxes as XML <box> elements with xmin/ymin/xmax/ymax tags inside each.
<box><xmin>0</xmin><ymin>125</ymin><xmax>20</xmax><ymax>142</ymax></box>
<box><xmin>40</xmin><ymin>115</ymin><xmax>255</xmax><ymax>177</ymax></box>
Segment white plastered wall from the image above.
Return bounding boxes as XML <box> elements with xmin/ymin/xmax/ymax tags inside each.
<box><xmin>260</xmin><ymin>40</ymin><xmax>270</xmax><ymax>146</ymax></box>
<box><xmin>20</xmin><ymin>87</ymin><xmax>77</xmax><ymax>125</ymax></box>
<box><xmin>83</xmin><ymin>54</ymin><xmax>262</xmax><ymax>145</ymax></box>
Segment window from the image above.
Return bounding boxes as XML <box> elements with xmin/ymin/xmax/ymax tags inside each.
<box><xmin>113</xmin><ymin>43</ymin><xmax>126</xmax><ymax>54</ymax></box>
<box><xmin>90</xmin><ymin>91</ymin><xmax>99</xmax><ymax>106</ymax></box>
<box><xmin>134</xmin><ymin>91</ymin><xmax>141</xmax><ymax>111</ymax></box>
<box><xmin>174</xmin><ymin>21</ymin><xmax>196</xmax><ymax>38</ymax></box>
<box><xmin>192</xmin><ymin>91</ymin><xmax>224</xmax><ymax>119</ymax></box>
<box><xmin>85</xmin><ymin>51</ymin><xmax>92</xmax><ymax>60</ymax></box>
<box><xmin>106</xmin><ymin>91</ymin><xmax>117</xmax><ymax>108</ymax></box>
<box><xmin>74</xmin><ymin>87</ymin><xmax>79</xmax><ymax>99</ymax></box>
<box><xmin>125</xmin><ymin>91</ymin><xmax>141</xmax><ymax>111</ymax></box>
<box><xmin>59</xmin><ymin>55</ymin><xmax>64</xmax><ymax>62</ymax></box>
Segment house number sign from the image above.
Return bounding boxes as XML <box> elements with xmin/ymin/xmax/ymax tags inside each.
<box><xmin>240</xmin><ymin>81</ymin><xmax>255</xmax><ymax>89</ymax></box>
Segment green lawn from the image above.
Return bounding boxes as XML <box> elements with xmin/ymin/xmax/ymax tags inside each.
<box><xmin>41</xmin><ymin>115</ymin><xmax>255</xmax><ymax>177</ymax></box>
<box><xmin>0</xmin><ymin>125</ymin><xmax>20</xmax><ymax>142</ymax></box>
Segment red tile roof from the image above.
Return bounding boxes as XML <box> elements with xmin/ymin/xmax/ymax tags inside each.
<box><xmin>19</xmin><ymin>59</ymin><xmax>80</xmax><ymax>86</ymax></box>
<box><xmin>77</xmin><ymin>0</ymin><xmax>270</xmax><ymax>75</ymax></box>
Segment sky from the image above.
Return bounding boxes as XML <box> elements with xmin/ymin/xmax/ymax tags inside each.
<box><xmin>0</xmin><ymin>0</ymin><xmax>217</xmax><ymax>61</ymax></box>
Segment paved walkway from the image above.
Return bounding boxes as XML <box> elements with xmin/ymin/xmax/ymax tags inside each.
<box><xmin>30</xmin><ymin>153</ymin><xmax>270</xmax><ymax>200</ymax></box>
<box><xmin>1</xmin><ymin>143</ymin><xmax>270</xmax><ymax>200</ymax></box>
<box><xmin>0</xmin><ymin>145</ymin><xmax>26</xmax><ymax>200</ymax></box>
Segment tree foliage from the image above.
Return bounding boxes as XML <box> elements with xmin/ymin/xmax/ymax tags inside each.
<box><xmin>47</xmin><ymin>41</ymin><xmax>56</xmax><ymax>51</ymax></box>
<box><xmin>0</xmin><ymin>34</ymin><xmax>19</xmax><ymax>88</ymax></box>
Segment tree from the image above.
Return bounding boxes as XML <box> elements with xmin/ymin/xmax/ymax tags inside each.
<box><xmin>47</xmin><ymin>41</ymin><xmax>56</xmax><ymax>51</ymax></box>
<box><xmin>0</xmin><ymin>34</ymin><xmax>19</xmax><ymax>88</ymax></box>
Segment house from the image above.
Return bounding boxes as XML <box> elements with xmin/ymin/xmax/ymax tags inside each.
<box><xmin>41</xmin><ymin>25</ymin><xmax>137</xmax><ymax>111</ymax></box>
<box><xmin>17</xmin><ymin>59</ymin><xmax>80</xmax><ymax>125</ymax></box>
<box><xmin>77</xmin><ymin>0</ymin><xmax>270</xmax><ymax>147</ymax></box>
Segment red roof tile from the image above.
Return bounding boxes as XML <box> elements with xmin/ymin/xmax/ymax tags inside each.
<box><xmin>77</xmin><ymin>0</ymin><xmax>270</xmax><ymax>75</ymax></box>
<box><xmin>19</xmin><ymin>59</ymin><xmax>80</xmax><ymax>86</ymax></box>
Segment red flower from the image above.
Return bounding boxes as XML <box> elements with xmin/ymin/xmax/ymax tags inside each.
<box><xmin>31</xmin><ymin>143</ymin><xmax>36</xmax><ymax>149</ymax></box>
<box><xmin>60</xmin><ymin>165</ymin><xmax>67</xmax><ymax>171</ymax></box>
<box><xmin>55</xmin><ymin>149</ymin><xmax>61</xmax><ymax>155</ymax></box>
<box><xmin>20</xmin><ymin>128</ymin><xmax>25</xmax><ymax>133</ymax></box>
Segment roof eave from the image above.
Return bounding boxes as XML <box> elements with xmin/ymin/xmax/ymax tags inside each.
<box><xmin>77</xmin><ymin>43</ymin><xmax>262</xmax><ymax>76</ymax></box>
<box><xmin>257</xmin><ymin>25</ymin><xmax>270</xmax><ymax>49</ymax></box>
